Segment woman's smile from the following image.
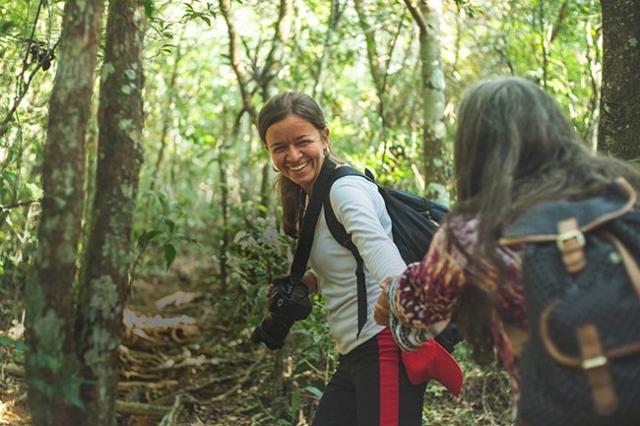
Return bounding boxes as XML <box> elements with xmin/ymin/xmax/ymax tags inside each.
<box><xmin>288</xmin><ymin>161</ymin><xmax>309</xmax><ymax>172</ymax></box>
<box><xmin>265</xmin><ymin>114</ymin><xmax>329</xmax><ymax>193</ymax></box>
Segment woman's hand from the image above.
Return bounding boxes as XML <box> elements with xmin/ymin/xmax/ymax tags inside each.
<box><xmin>302</xmin><ymin>271</ymin><xmax>318</xmax><ymax>294</ymax></box>
<box><xmin>374</xmin><ymin>277</ymin><xmax>393</xmax><ymax>326</ymax></box>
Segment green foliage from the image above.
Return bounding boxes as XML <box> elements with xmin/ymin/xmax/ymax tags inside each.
<box><xmin>288</xmin><ymin>297</ymin><xmax>336</xmax><ymax>413</ymax></box>
<box><xmin>0</xmin><ymin>0</ymin><xmax>62</xmax><ymax>321</ymax></box>
<box><xmin>183</xmin><ymin>1</ymin><xmax>217</xmax><ymax>27</ymax></box>
<box><xmin>0</xmin><ymin>335</ymin><xmax>26</xmax><ymax>352</ymax></box>
<box><xmin>227</xmin><ymin>215</ymin><xmax>292</xmax><ymax>325</ymax></box>
<box><xmin>0</xmin><ymin>0</ymin><xmax>619</xmax><ymax>422</ymax></box>
<box><xmin>226</xmin><ymin>215</ymin><xmax>337</xmax><ymax>422</ymax></box>
<box><xmin>133</xmin><ymin>190</ymin><xmax>200</xmax><ymax>272</ymax></box>
<box><xmin>142</xmin><ymin>0</ymin><xmax>155</xmax><ymax>20</ymax></box>
<box><xmin>29</xmin><ymin>374</ymin><xmax>86</xmax><ymax>410</ymax></box>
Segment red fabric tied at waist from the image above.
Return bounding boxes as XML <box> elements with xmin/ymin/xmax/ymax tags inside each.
<box><xmin>401</xmin><ymin>339</ymin><xmax>463</xmax><ymax>397</ymax></box>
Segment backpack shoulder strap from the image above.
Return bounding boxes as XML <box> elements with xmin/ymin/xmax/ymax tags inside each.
<box><xmin>322</xmin><ymin>166</ymin><xmax>372</xmax><ymax>250</ymax></box>
<box><xmin>322</xmin><ymin>166</ymin><xmax>374</xmax><ymax>338</ymax></box>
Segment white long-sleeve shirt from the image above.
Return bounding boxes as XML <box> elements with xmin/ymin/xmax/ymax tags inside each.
<box><xmin>308</xmin><ymin>175</ymin><xmax>406</xmax><ymax>354</ymax></box>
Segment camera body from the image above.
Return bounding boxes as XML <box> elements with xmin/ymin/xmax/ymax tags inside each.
<box><xmin>251</xmin><ymin>275</ymin><xmax>312</xmax><ymax>349</ymax></box>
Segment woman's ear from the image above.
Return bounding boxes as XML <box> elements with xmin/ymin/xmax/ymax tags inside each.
<box><xmin>321</xmin><ymin>127</ymin><xmax>330</xmax><ymax>151</ymax></box>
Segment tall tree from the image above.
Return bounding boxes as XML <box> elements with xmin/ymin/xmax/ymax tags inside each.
<box><xmin>75</xmin><ymin>0</ymin><xmax>146</xmax><ymax>422</ymax></box>
<box><xmin>404</xmin><ymin>0</ymin><xmax>448</xmax><ymax>200</ymax></box>
<box><xmin>598</xmin><ymin>0</ymin><xmax>640</xmax><ymax>160</ymax></box>
<box><xmin>26</xmin><ymin>0</ymin><xmax>104</xmax><ymax>423</ymax></box>
<box><xmin>312</xmin><ymin>0</ymin><xmax>347</xmax><ymax>99</ymax></box>
<box><xmin>218</xmin><ymin>0</ymin><xmax>292</xmax><ymax>284</ymax></box>
<box><xmin>353</xmin><ymin>0</ymin><xmax>405</xmax><ymax>166</ymax></box>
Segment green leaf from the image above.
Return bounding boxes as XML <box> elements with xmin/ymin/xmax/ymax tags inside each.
<box><xmin>137</xmin><ymin>229</ymin><xmax>162</xmax><ymax>248</ymax></box>
<box><xmin>143</xmin><ymin>0</ymin><xmax>155</xmax><ymax>19</ymax></box>
<box><xmin>0</xmin><ymin>20</ymin><xmax>15</xmax><ymax>34</ymax></box>
<box><xmin>199</xmin><ymin>15</ymin><xmax>212</xmax><ymax>26</ymax></box>
<box><xmin>163</xmin><ymin>243</ymin><xmax>176</xmax><ymax>269</ymax></box>
<box><xmin>0</xmin><ymin>335</ymin><xmax>26</xmax><ymax>352</ymax></box>
<box><xmin>155</xmin><ymin>191</ymin><xmax>168</xmax><ymax>209</ymax></box>
<box><xmin>257</xmin><ymin>203</ymin><xmax>268</xmax><ymax>213</ymax></box>
<box><xmin>62</xmin><ymin>376</ymin><xmax>86</xmax><ymax>409</ymax></box>
<box><xmin>304</xmin><ymin>385</ymin><xmax>323</xmax><ymax>399</ymax></box>
<box><xmin>164</xmin><ymin>218</ymin><xmax>176</xmax><ymax>233</ymax></box>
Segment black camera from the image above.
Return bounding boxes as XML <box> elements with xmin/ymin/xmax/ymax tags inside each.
<box><xmin>251</xmin><ymin>275</ymin><xmax>312</xmax><ymax>350</ymax></box>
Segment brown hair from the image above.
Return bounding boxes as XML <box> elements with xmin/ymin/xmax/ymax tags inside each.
<box><xmin>450</xmin><ymin>76</ymin><xmax>640</xmax><ymax>363</ymax></box>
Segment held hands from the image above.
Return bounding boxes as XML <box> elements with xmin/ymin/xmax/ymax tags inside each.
<box><xmin>374</xmin><ymin>276</ymin><xmax>393</xmax><ymax>326</ymax></box>
<box><xmin>302</xmin><ymin>270</ymin><xmax>318</xmax><ymax>294</ymax></box>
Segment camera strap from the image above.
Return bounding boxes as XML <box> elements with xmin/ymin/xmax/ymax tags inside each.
<box><xmin>289</xmin><ymin>158</ymin><xmax>338</xmax><ymax>284</ymax></box>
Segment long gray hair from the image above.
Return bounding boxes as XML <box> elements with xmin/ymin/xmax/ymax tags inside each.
<box><xmin>450</xmin><ymin>76</ymin><xmax>640</xmax><ymax>363</ymax></box>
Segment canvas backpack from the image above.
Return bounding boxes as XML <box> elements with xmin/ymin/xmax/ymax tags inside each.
<box><xmin>499</xmin><ymin>178</ymin><xmax>640</xmax><ymax>426</ymax></box>
<box><xmin>320</xmin><ymin>159</ymin><xmax>461</xmax><ymax>353</ymax></box>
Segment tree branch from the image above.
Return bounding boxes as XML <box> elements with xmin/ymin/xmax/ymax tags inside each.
<box><xmin>549</xmin><ymin>0</ymin><xmax>569</xmax><ymax>44</ymax></box>
<box><xmin>312</xmin><ymin>0</ymin><xmax>346</xmax><ymax>98</ymax></box>
<box><xmin>258</xmin><ymin>0</ymin><xmax>292</xmax><ymax>100</ymax></box>
<box><xmin>0</xmin><ymin>1</ymin><xmax>51</xmax><ymax>139</ymax></box>
<box><xmin>218</xmin><ymin>0</ymin><xmax>255</xmax><ymax>118</ymax></box>
<box><xmin>353</xmin><ymin>0</ymin><xmax>383</xmax><ymax>90</ymax></box>
<box><xmin>403</xmin><ymin>0</ymin><xmax>426</xmax><ymax>34</ymax></box>
<box><xmin>0</xmin><ymin>199</ymin><xmax>41</xmax><ymax>211</ymax></box>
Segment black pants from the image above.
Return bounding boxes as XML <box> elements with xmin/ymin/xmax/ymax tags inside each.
<box><xmin>312</xmin><ymin>328</ymin><xmax>427</xmax><ymax>426</ymax></box>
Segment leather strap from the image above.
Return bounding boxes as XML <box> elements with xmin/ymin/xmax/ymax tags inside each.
<box><xmin>577</xmin><ymin>324</ymin><xmax>618</xmax><ymax>415</ymax></box>
<box><xmin>600</xmin><ymin>231</ymin><xmax>640</xmax><ymax>300</ymax></box>
<box><xmin>556</xmin><ymin>217</ymin><xmax>586</xmax><ymax>273</ymax></box>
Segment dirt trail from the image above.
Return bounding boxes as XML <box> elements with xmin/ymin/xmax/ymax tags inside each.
<box><xmin>0</xmin><ymin>256</ymin><xmax>279</xmax><ymax>426</ymax></box>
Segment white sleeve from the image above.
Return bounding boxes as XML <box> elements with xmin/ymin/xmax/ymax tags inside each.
<box><xmin>329</xmin><ymin>176</ymin><xmax>407</xmax><ymax>282</ymax></box>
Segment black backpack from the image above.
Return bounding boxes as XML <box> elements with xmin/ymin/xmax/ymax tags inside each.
<box><xmin>500</xmin><ymin>178</ymin><xmax>640</xmax><ymax>426</ymax></box>
<box><xmin>321</xmin><ymin>161</ymin><xmax>461</xmax><ymax>353</ymax></box>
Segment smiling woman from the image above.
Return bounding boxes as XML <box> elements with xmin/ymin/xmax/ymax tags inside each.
<box><xmin>255</xmin><ymin>92</ymin><xmax>429</xmax><ymax>426</ymax></box>
<box><xmin>265</xmin><ymin>114</ymin><xmax>329</xmax><ymax>194</ymax></box>
<box><xmin>257</xmin><ymin>91</ymin><xmax>335</xmax><ymax>239</ymax></box>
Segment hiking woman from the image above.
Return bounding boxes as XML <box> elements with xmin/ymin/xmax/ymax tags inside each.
<box><xmin>257</xmin><ymin>91</ymin><xmax>428</xmax><ymax>425</ymax></box>
<box><xmin>374</xmin><ymin>76</ymin><xmax>640</xmax><ymax>425</ymax></box>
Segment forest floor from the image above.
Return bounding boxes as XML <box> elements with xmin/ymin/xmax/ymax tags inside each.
<box><xmin>0</xmin><ymin>255</ymin><xmax>513</xmax><ymax>425</ymax></box>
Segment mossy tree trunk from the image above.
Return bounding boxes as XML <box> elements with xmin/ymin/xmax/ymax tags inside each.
<box><xmin>405</xmin><ymin>0</ymin><xmax>448</xmax><ymax>201</ymax></box>
<box><xmin>26</xmin><ymin>0</ymin><xmax>104</xmax><ymax>424</ymax></box>
<box><xmin>598</xmin><ymin>0</ymin><xmax>640</xmax><ymax>160</ymax></box>
<box><xmin>74</xmin><ymin>0</ymin><xmax>145</xmax><ymax>423</ymax></box>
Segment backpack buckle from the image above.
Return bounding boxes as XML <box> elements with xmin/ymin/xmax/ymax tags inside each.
<box><xmin>556</xmin><ymin>218</ymin><xmax>586</xmax><ymax>273</ymax></box>
<box><xmin>556</xmin><ymin>229</ymin><xmax>585</xmax><ymax>250</ymax></box>
<box><xmin>577</xmin><ymin>324</ymin><xmax>618</xmax><ymax>415</ymax></box>
<box><xmin>582</xmin><ymin>355</ymin><xmax>607</xmax><ymax>370</ymax></box>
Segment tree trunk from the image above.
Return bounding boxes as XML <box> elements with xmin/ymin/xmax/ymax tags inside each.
<box><xmin>26</xmin><ymin>0</ymin><xmax>104</xmax><ymax>424</ymax></box>
<box><xmin>217</xmin><ymin>145</ymin><xmax>229</xmax><ymax>290</ymax></box>
<box><xmin>75</xmin><ymin>0</ymin><xmax>145</xmax><ymax>423</ymax></box>
<box><xmin>150</xmin><ymin>46</ymin><xmax>182</xmax><ymax>191</ymax></box>
<box><xmin>405</xmin><ymin>0</ymin><xmax>448</xmax><ymax>201</ymax></box>
<box><xmin>354</xmin><ymin>0</ymin><xmax>405</xmax><ymax>168</ymax></box>
<box><xmin>598</xmin><ymin>0</ymin><xmax>640</xmax><ymax>160</ymax></box>
<box><xmin>312</xmin><ymin>0</ymin><xmax>346</xmax><ymax>99</ymax></box>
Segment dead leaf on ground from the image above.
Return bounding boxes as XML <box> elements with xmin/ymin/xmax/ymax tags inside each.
<box><xmin>155</xmin><ymin>291</ymin><xmax>200</xmax><ymax>310</ymax></box>
<box><xmin>123</xmin><ymin>308</ymin><xmax>200</xmax><ymax>346</ymax></box>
